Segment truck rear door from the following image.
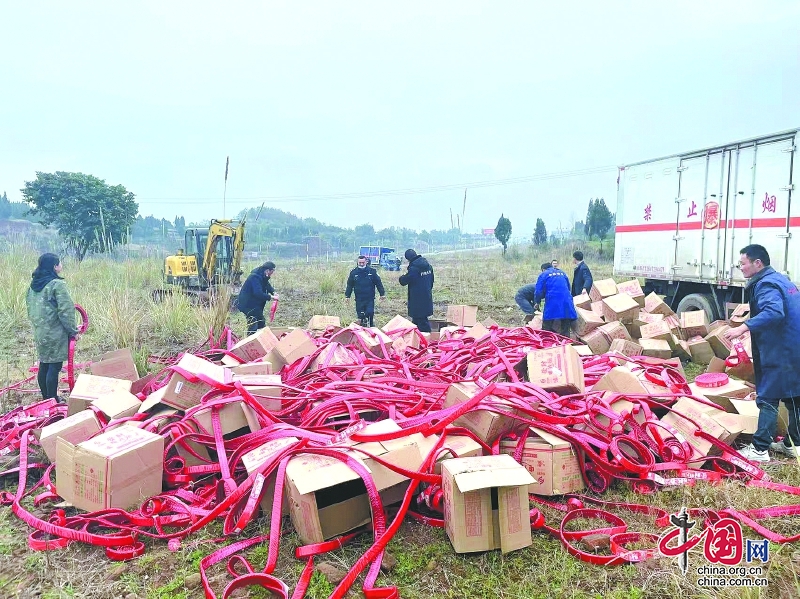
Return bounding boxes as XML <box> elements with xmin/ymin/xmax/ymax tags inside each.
<box><xmin>723</xmin><ymin>135</ymin><xmax>796</xmax><ymax>282</ymax></box>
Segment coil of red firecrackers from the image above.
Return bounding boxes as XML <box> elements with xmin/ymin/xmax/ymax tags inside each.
<box><xmin>269</xmin><ymin>299</ymin><xmax>279</xmax><ymax>322</ymax></box>
<box><xmin>4</xmin><ymin>313</ymin><xmax>800</xmax><ymax>598</ymax></box>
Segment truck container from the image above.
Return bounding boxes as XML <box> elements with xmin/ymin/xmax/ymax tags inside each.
<box><xmin>614</xmin><ymin>127</ymin><xmax>798</xmax><ymax>321</ymax></box>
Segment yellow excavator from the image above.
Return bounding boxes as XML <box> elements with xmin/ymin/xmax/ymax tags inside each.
<box><xmin>153</xmin><ymin>219</ymin><xmax>246</xmax><ymax>304</ymax></box>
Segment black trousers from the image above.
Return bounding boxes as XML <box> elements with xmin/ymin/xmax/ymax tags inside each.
<box><xmin>411</xmin><ymin>316</ymin><xmax>432</xmax><ymax>333</ymax></box>
<box><xmin>244</xmin><ymin>309</ymin><xmax>266</xmax><ymax>335</ymax></box>
<box><xmin>38</xmin><ymin>361</ymin><xmax>63</xmax><ymax>400</ymax></box>
<box><xmin>542</xmin><ymin>318</ymin><xmax>573</xmax><ymax>338</ymax></box>
<box><xmin>355</xmin><ymin>299</ymin><xmax>375</xmax><ymax>327</ymax></box>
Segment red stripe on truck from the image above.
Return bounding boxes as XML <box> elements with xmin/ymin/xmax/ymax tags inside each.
<box><xmin>616</xmin><ymin>217</ymin><xmax>800</xmax><ymax>233</ymax></box>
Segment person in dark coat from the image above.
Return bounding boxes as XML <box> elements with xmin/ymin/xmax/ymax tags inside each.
<box><xmin>237</xmin><ymin>261</ymin><xmax>278</xmax><ymax>335</ymax></box>
<box><xmin>571</xmin><ymin>250</ymin><xmax>593</xmax><ymax>297</ymax></box>
<box><xmin>724</xmin><ymin>244</ymin><xmax>800</xmax><ymax>463</ymax></box>
<box><xmin>515</xmin><ymin>284</ymin><xmax>538</xmax><ymax>318</ymax></box>
<box><xmin>25</xmin><ymin>253</ymin><xmax>79</xmax><ymax>401</ymax></box>
<box><xmin>534</xmin><ymin>262</ymin><xmax>577</xmax><ymax>337</ymax></box>
<box><xmin>345</xmin><ymin>255</ymin><xmax>386</xmax><ymax>327</ymax></box>
<box><xmin>398</xmin><ymin>249</ymin><xmax>434</xmax><ymax>332</ymax></box>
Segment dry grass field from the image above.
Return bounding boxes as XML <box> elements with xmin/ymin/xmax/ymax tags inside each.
<box><xmin>1</xmin><ymin>240</ymin><xmax>799</xmax><ymax>599</ymax></box>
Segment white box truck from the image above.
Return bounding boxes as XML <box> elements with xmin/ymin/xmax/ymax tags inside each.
<box><xmin>614</xmin><ymin>127</ymin><xmax>798</xmax><ymax>321</ymax></box>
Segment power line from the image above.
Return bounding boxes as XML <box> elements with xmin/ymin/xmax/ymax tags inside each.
<box><xmin>136</xmin><ymin>164</ymin><xmax>617</xmax><ymax>205</ymax></box>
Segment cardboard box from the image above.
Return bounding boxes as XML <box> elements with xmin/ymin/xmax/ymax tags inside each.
<box><xmin>579</xmin><ymin>329</ymin><xmax>610</xmax><ymax>355</ymax></box>
<box><xmin>574</xmin><ymin>307</ymin><xmax>604</xmax><ymax>337</ymax></box>
<box><xmin>230</xmin><ymin>328</ymin><xmax>280</xmax><ymax>362</ymax></box>
<box><xmin>465</xmin><ymin>322</ymin><xmax>491</xmax><ymax>341</ymax></box>
<box><xmin>615</xmin><ymin>279</ymin><xmax>646</xmax><ymax>307</ymax></box>
<box><xmin>446</xmin><ymin>305</ymin><xmax>479</xmax><ymax>327</ymax></box>
<box><xmin>703</xmin><ymin>393</ymin><xmax>760</xmax><ymax>435</ymax></box>
<box><xmin>482</xmin><ymin>317</ymin><xmax>499</xmax><ymax>328</ymax></box>
<box><xmin>191</xmin><ymin>400</ymin><xmax>261</xmax><ymax>440</ymax></box>
<box><xmin>308</xmin><ymin>343</ymin><xmax>355</xmax><ymax>372</ymax></box>
<box><xmin>592</xmin><ymin>366</ymin><xmax>664</xmax><ymax>396</ymax></box>
<box><xmin>415</xmin><ymin>434</ymin><xmax>484</xmax><ymax>475</ymax></box>
<box><xmin>689</xmin><ymin>379</ymin><xmax>752</xmax><ymax>401</ymax></box>
<box><xmin>572</xmin><ymin>344</ymin><xmax>594</xmax><ymax>357</ymax></box>
<box><xmin>515</xmin><ymin>345</ymin><xmax>585</xmax><ymax>395</ymax></box>
<box><xmin>644</xmin><ymin>292</ymin><xmax>675</xmax><ymax>316</ymax></box>
<box><xmin>161</xmin><ymin>354</ymin><xmax>231</xmax><ymax>411</ymax></box>
<box><xmin>68</xmin><ymin>374</ymin><xmax>134</xmax><ymax>416</ymax></box>
<box><xmin>687</xmin><ymin>337</ymin><xmax>715</xmax><ymax>364</ymax></box>
<box><xmin>308</xmin><ymin>315</ymin><xmax>341</xmax><ymax>330</ymax></box>
<box><xmin>241</xmin><ymin>436</ymin><xmax>299</xmax><ymax>518</ymax></box>
<box><xmin>573</xmin><ymin>292</ymin><xmax>592</xmax><ymax>310</ymax></box>
<box><xmin>269</xmin><ymin>328</ymin><xmax>318</xmax><ymax>368</ymax></box>
<box><xmin>499</xmin><ymin>428</ymin><xmax>584</xmax><ymax>496</ymax></box>
<box><xmin>56</xmin><ymin>426</ymin><xmax>164</xmax><ymax>512</ymax></box>
<box><xmin>39</xmin><ymin>411</ymin><xmax>101</xmax><ymax>463</ymax></box>
<box><xmin>237</xmin><ymin>375</ymin><xmax>284</xmax><ymax>412</ymax></box>
<box><xmin>590</xmin><ymin>301</ymin><xmax>605</xmax><ymax>318</ymax></box>
<box><xmin>382</xmin><ymin>314</ymin><xmax>416</xmax><ymax>333</ymax></box>
<box><xmin>589</xmin><ymin>279</ymin><xmax>618</xmax><ymax>302</ymax></box>
<box><xmin>442</xmin><ymin>455</ymin><xmax>534</xmax><ymax>554</ymax></box>
<box><xmin>661</xmin><ymin>397</ymin><xmax>744</xmax><ymax>459</ymax></box>
<box><xmin>443</xmin><ymin>382</ymin><xmax>524</xmax><ymax>444</ymax></box>
<box><xmin>728</xmin><ymin>304</ymin><xmax>750</xmax><ymax>325</ymax></box>
<box><xmin>681</xmin><ymin>311</ymin><xmax>710</xmax><ymax>338</ymax></box>
<box><xmin>91</xmin><ymin>390</ymin><xmax>142</xmax><ymax>421</ymax></box>
<box><xmin>526</xmin><ymin>314</ymin><xmax>543</xmax><ymax>330</ymax></box>
<box><xmin>639</xmin><ymin>321</ymin><xmax>672</xmax><ymax>343</ymax></box>
<box><xmin>638</xmin><ymin>338</ymin><xmax>672</xmax><ymax>359</ymax></box>
<box><xmin>599</xmin><ymin>321</ymin><xmax>632</xmax><ymax>342</ymax></box>
<box><xmin>609</xmin><ymin>339</ymin><xmax>643</xmax><ymax>357</ymax></box>
<box><xmin>90</xmin><ymin>349</ymin><xmax>139</xmax><ymax>382</ymax></box>
<box><xmin>709</xmin><ymin>320</ymin><xmax>728</xmax><ymax>333</ymax></box>
<box><xmin>230</xmin><ymin>362</ymin><xmax>273</xmax><ymax>377</ymax></box>
<box><xmin>601</xmin><ymin>294</ymin><xmax>640</xmax><ymax>324</ymax></box>
<box><xmin>673</xmin><ymin>338</ymin><xmax>692</xmax><ymax>361</ymax></box>
<box><xmin>285</xmin><ymin>420</ymin><xmax>423</xmax><ymax>544</ymax></box>
<box><xmin>331</xmin><ymin>326</ymin><xmax>393</xmax><ymax>358</ymax></box>
<box><xmin>705</xmin><ymin>326</ymin><xmax>732</xmax><ymax>359</ymax></box>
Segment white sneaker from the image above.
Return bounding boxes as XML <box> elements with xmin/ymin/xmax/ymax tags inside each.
<box><xmin>770</xmin><ymin>441</ymin><xmax>798</xmax><ymax>458</ymax></box>
<box><xmin>738</xmin><ymin>444</ymin><xmax>770</xmax><ymax>463</ymax></box>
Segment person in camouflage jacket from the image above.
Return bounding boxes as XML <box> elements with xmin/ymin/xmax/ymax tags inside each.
<box><xmin>25</xmin><ymin>253</ymin><xmax>79</xmax><ymax>400</ymax></box>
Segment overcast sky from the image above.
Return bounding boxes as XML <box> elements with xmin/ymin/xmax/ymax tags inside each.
<box><xmin>2</xmin><ymin>1</ymin><xmax>798</xmax><ymax>239</ymax></box>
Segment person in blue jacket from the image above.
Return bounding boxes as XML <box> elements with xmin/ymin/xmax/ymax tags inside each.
<box><xmin>534</xmin><ymin>262</ymin><xmax>577</xmax><ymax>337</ymax></box>
<box><xmin>345</xmin><ymin>255</ymin><xmax>386</xmax><ymax>327</ymax></box>
<box><xmin>724</xmin><ymin>244</ymin><xmax>800</xmax><ymax>463</ymax></box>
<box><xmin>237</xmin><ymin>261</ymin><xmax>278</xmax><ymax>335</ymax></box>
<box><xmin>399</xmin><ymin>249</ymin><xmax>434</xmax><ymax>332</ymax></box>
<box><xmin>571</xmin><ymin>250</ymin><xmax>594</xmax><ymax>296</ymax></box>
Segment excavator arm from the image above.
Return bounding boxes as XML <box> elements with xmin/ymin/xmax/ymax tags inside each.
<box><xmin>201</xmin><ymin>219</ymin><xmax>246</xmax><ymax>285</ymax></box>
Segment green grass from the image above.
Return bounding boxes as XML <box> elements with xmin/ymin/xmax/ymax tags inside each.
<box><xmin>2</xmin><ymin>241</ymin><xmax>799</xmax><ymax>599</ymax></box>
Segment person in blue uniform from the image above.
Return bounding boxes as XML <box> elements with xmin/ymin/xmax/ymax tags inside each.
<box><xmin>534</xmin><ymin>262</ymin><xmax>577</xmax><ymax>337</ymax></box>
<box><xmin>398</xmin><ymin>249</ymin><xmax>434</xmax><ymax>332</ymax></box>
<box><xmin>345</xmin><ymin>255</ymin><xmax>386</xmax><ymax>327</ymax></box>
<box><xmin>724</xmin><ymin>244</ymin><xmax>800</xmax><ymax>463</ymax></box>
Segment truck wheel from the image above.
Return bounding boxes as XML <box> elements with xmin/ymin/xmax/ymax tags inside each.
<box><xmin>676</xmin><ymin>293</ymin><xmax>720</xmax><ymax>323</ymax></box>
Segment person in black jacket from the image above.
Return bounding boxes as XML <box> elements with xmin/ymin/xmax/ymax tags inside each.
<box><xmin>398</xmin><ymin>249</ymin><xmax>434</xmax><ymax>332</ymax></box>
<box><xmin>345</xmin><ymin>255</ymin><xmax>386</xmax><ymax>327</ymax></box>
<box><xmin>237</xmin><ymin>261</ymin><xmax>278</xmax><ymax>335</ymax></box>
<box><xmin>571</xmin><ymin>250</ymin><xmax>593</xmax><ymax>297</ymax></box>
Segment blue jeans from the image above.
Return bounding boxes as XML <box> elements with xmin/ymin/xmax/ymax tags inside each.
<box><xmin>515</xmin><ymin>285</ymin><xmax>537</xmax><ymax>315</ymax></box>
<box><xmin>752</xmin><ymin>396</ymin><xmax>800</xmax><ymax>451</ymax></box>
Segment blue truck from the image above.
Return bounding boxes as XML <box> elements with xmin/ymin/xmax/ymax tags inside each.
<box><xmin>359</xmin><ymin>246</ymin><xmax>402</xmax><ymax>271</ymax></box>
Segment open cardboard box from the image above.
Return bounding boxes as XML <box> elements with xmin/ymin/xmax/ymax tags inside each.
<box><xmin>285</xmin><ymin>419</ymin><xmax>423</xmax><ymax>544</ymax></box>
<box><xmin>446</xmin><ymin>305</ymin><xmax>478</xmax><ymax>327</ymax></box>
<box><xmin>441</xmin><ymin>454</ymin><xmax>534</xmax><ymax>554</ymax></box>
<box><xmin>68</xmin><ymin>374</ymin><xmax>134</xmax><ymax>416</ymax></box>
<box><xmin>499</xmin><ymin>428</ymin><xmax>584</xmax><ymax>496</ymax></box>
<box><xmin>241</xmin><ymin>436</ymin><xmax>300</xmax><ymax>518</ymax></box>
